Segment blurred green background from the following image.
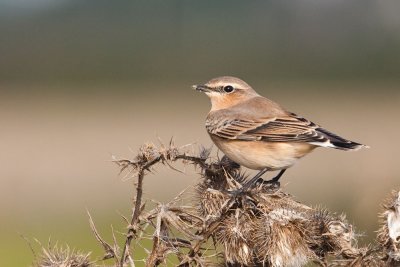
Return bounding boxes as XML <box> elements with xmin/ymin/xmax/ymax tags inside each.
<box><xmin>1</xmin><ymin>1</ymin><xmax>399</xmax><ymax>266</ymax></box>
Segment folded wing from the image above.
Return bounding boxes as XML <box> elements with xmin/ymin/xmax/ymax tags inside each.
<box><xmin>206</xmin><ymin>113</ymin><xmax>365</xmax><ymax>151</ymax></box>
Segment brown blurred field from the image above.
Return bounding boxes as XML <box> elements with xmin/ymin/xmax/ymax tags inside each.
<box><xmin>1</xmin><ymin>81</ymin><xmax>399</xmax><ymax>266</ymax></box>
<box><xmin>1</xmin><ymin>1</ymin><xmax>400</xmax><ymax>266</ymax></box>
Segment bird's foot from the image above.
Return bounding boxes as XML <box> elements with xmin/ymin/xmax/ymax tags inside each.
<box><xmin>257</xmin><ymin>169</ymin><xmax>286</xmax><ymax>190</ymax></box>
<box><xmin>225</xmin><ymin>168</ymin><xmax>272</xmax><ymax>196</ymax></box>
<box><xmin>229</xmin><ymin>178</ymin><xmax>268</xmax><ymax>196</ymax></box>
<box><xmin>260</xmin><ymin>178</ymin><xmax>281</xmax><ymax>189</ymax></box>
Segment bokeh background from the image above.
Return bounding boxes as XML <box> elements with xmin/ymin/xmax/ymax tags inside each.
<box><xmin>1</xmin><ymin>1</ymin><xmax>399</xmax><ymax>266</ymax></box>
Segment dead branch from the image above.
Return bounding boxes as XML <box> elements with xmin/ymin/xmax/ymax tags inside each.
<box><xmin>87</xmin><ymin>210</ymin><xmax>119</xmax><ymax>264</ymax></box>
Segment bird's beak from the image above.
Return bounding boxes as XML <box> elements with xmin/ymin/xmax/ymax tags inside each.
<box><xmin>192</xmin><ymin>84</ymin><xmax>213</xmax><ymax>93</ymax></box>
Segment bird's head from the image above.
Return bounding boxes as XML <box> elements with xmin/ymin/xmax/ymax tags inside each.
<box><xmin>193</xmin><ymin>76</ymin><xmax>259</xmax><ymax>110</ymax></box>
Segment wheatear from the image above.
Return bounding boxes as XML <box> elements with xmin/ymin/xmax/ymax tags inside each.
<box><xmin>194</xmin><ymin>76</ymin><xmax>367</xmax><ymax>186</ymax></box>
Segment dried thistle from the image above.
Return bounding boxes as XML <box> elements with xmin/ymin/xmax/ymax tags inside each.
<box><xmin>251</xmin><ymin>208</ymin><xmax>314</xmax><ymax>267</ymax></box>
<box><xmin>28</xmin><ymin>140</ymin><xmax>400</xmax><ymax>267</ymax></box>
<box><xmin>214</xmin><ymin>209</ymin><xmax>256</xmax><ymax>265</ymax></box>
<box><xmin>377</xmin><ymin>189</ymin><xmax>400</xmax><ymax>265</ymax></box>
<box><xmin>32</xmin><ymin>243</ymin><xmax>92</xmax><ymax>267</ymax></box>
<box><xmin>195</xmin><ymin>158</ymin><xmax>315</xmax><ymax>266</ymax></box>
<box><xmin>194</xmin><ymin>150</ymin><xmax>367</xmax><ymax>266</ymax></box>
<box><xmin>309</xmin><ymin>210</ymin><xmax>360</xmax><ymax>258</ymax></box>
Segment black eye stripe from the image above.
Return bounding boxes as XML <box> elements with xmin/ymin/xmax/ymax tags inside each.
<box><xmin>223</xmin><ymin>85</ymin><xmax>234</xmax><ymax>93</ymax></box>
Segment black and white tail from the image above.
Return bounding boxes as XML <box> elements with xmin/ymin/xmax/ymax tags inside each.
<box><xmin>314</xmin><ymin>128</ymin><xmax>368</xmax><ymax>151</ymax></box>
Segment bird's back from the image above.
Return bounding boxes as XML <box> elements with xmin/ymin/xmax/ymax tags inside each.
<box><xmin>207</xmin><ymin>96</ymin><xmax>287</xmax><ymax>121</ymax></box>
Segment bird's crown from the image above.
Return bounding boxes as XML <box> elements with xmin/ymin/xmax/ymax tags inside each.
<box><xmin>205</xmin><ymin>76</ymin><xmax>255</xmax><ymax>93</ymax></box>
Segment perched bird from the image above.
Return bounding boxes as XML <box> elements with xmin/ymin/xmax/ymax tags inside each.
<box><xmin>194</xmin><ymin>76</ymin><xmax>367</xmax><ymax>186</ymax></box>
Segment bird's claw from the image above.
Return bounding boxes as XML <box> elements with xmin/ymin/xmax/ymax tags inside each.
<box><xmin>263</xmin><ymin>179</ymin><xmax>281</xmax><ymax>189</ymax></box>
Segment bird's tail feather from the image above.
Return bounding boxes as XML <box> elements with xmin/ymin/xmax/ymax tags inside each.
<box><xmin>315</xmin><ymin>128</ymin><xmax>368</xmax><ymax>151</ymax></box>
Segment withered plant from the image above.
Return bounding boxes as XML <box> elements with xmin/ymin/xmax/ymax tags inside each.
<box><xmin>31</xmin><ymin>140</ymin><xmax>400</xmax><ymax>267</ymax></box>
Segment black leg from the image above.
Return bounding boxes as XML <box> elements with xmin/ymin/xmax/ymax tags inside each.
<box><xmin>262</xmin><ymin>169</ymin><xmax>286</xmax><ymax>188</ymax></box>
<box><xmin>227</xmin><ymin>168</ymin><xmax>286</xmax><ymax>195</ymax></box>
<box><xmin>241</xmin><ymin>167</ymin><xmax>269</xmax><ymax>191</ymax></box>
<box><xmin>270</xmin><ymin>169</ymin><xmax>286</xmax><ymax>182</ymax></box>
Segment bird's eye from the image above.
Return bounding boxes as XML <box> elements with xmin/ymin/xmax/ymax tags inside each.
<box><xmin>223</xmin><ymin>85</ymin><xmax>234</xmax><ymax>93</ymax></box>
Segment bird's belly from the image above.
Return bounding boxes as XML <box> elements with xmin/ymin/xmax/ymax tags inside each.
<box><xmin>211</xmin><ymin>137</ymin><xmax>315</xmax><ymax>171</ymax></box>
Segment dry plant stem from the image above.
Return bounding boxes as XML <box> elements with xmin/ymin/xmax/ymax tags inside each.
<box><xmin>87</xmin><ymin>210</ymin><xmax>119</xmax><ymax>265</ymax></box>
<box><xmin>120</xmin><ymin>156</ymin><xmax>161</xmax><ymax>267</ymax></box>
<box><xmin>146</xmin><ymin>219</ymin><xmax>169</xmax><ymax>267</ymax></box>
<box><xmin>175</xmin><ymin>155</ymin><xmax>208</xmax><ymax>169</ymax></box>
<box><xmin>115</xmin><ymin>144</ymin><xmax>210</xmax><ymax>267</ymax></box>
<box><xmin>146</xmin><ymin>235</ymin><xmax>162</xmax><ymax>267</ymax></box>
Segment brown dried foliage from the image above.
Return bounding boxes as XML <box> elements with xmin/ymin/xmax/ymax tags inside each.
<box><xmin>377</xmin><ymin>190</ymin><xmax>400</xmax><ymax>266</ymax></box>
<box><xmin>31</xmin><ymin>240</ymin><xmax>92</xmax><ymax>267</ymax></box>
<box><xmin>31</xmin><ymin>140</ymin><xmax>400</xmax><ymax>267</ymax></box>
